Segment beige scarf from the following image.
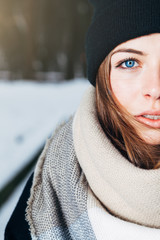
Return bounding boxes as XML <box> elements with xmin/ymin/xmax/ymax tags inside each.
<box><xmin>73</xmin><ymin>85</ymin><xmax>160</xmax><ymax>229</ymax></box>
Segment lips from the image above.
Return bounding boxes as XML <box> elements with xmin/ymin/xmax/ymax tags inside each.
<box><xmin>136</xmin><ymin>111</ymin><xmax>160</xmax><ymax>128</ymax></box>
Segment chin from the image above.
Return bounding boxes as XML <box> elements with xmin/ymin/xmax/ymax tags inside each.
<box><xmin>140</xmin><ymin>130</ymin><xmax>160</xmax><ymax>145</ymax></box>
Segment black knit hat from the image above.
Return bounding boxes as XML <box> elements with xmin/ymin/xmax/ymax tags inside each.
<box><xmin>86</xmin><ymin>0</ymin><xmax>160</xmax><ymax>87</ymax></box>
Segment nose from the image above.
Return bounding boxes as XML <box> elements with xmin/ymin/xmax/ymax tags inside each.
<box><xmin>142</xmin><ymin>67</ymin><xmax>160</xmax><ymax>100</ymax></box>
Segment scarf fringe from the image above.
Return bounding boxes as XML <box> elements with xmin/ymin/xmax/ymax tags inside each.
<box><xmin>25</xmin><ymin>118</ymin><xmax>71</xmax><ymax>239</ymax></box>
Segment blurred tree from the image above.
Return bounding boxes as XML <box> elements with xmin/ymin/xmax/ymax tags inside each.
<box><xmin>0</xmin><ymin>0</ymin><xmax>92</xmax><ymax>80</ymax></box>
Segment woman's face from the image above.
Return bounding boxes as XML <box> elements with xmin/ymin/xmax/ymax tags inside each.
<box><xmin>110</xmin><ymin>33</ymin><xmax>160</xmax><ymax>144</ymax></box>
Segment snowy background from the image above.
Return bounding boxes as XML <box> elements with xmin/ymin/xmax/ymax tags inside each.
<box><xmin>0</xmin><ymin>78</ymin><xmax>89</xmax><ymax>239</ymax></box>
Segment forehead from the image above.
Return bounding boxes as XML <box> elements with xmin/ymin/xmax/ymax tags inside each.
<box><xmin>113</xmin><ymin>33</ymin><xmax>160</xmax><ymax>52</ymax></box>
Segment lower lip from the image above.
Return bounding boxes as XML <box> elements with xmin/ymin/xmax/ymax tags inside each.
<box><xmin>136</xmin><ymin>116</ymin><xmax>160</xmax><ymax>128</ymax></box>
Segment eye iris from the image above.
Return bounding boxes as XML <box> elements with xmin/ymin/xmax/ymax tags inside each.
<box><xmin>125</xmin><ymin>60</ymin><xmax>135</xmax><ymax>68</ymax></box>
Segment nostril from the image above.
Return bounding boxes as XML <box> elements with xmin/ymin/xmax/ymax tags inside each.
<box><xmin>143</xmin><ymin>87</ymin><xmax>160</xmax><ymax>100</ymax></box>
<box><xmin>144</xmin><ymin>94</ymin><xmax>151</xmax><ymax>99</ymax></box>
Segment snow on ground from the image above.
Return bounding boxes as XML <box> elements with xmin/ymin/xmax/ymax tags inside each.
<box><xmin>0</xmin><ymin>78</ymin><xmax>89</xmax><ymax>238</ymax></box>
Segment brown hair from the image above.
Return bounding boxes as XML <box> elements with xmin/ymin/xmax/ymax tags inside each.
<box><xmin>96</xmin><ymin>52</ymin><xmax>160</xmax><ymax>169</ymax></box>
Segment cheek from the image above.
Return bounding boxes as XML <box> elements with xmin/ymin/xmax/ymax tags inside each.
<box><xmin>110</xmin><ymin>79</ymin><xmax>132</xmax><ymax>105</ymax></box>
<box><xmin>111</xmin><ymin>82</ymin><xmax>129</xmax><ymax>104</ymax></box>
<box><xmin>110</xmin><ymin>74</ymin><xmax>139</xmax><ymax>111</ymax></box>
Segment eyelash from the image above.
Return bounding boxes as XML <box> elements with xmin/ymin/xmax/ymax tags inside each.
<box><xmin>115</xmin><ymin>57</ymin><xmax>139</xmax><ymax>69</ymax></box>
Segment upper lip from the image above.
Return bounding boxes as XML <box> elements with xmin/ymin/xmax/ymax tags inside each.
<box><xmin>136</xmin><ymin>111</ymin><xmax>160</xmax><ymax>116</ymax></box>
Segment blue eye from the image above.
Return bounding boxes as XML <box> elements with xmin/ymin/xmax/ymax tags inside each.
<box><xmin>115</xmin><ymin>58</ymin><xmax>139</xmax><ymax>69</ymax></box>
<box><xmin>121</xmin><ymin>59</ymin><xmax>139</xmax><ymax>69</ymax></box>
<box><xmin>124</xmin><ymin>60</ymin><xmax>135</xmax><ymax>68</ymax></box>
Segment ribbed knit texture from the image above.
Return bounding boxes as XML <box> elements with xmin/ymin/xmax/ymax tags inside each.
<box><xmin>86</xmin><ymin>0</ymin><xmax>160</xmax><ymax>86</ymax></box>
<box><xmin>73</xmin><ymin>86</ymin><xmax>160</xmax><ymax>228</ymax></box>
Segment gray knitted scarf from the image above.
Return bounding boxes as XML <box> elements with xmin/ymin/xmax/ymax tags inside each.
<box><xmin>26</xmin><ymin>118</ymin><xmax>97</xmax><ymax>240</ymax></box>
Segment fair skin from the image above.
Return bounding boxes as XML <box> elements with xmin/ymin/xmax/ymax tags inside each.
<box><xmin>110</xmin><ymin>33</ymin><xmax>160</xmax><ymax>144</ymax></box>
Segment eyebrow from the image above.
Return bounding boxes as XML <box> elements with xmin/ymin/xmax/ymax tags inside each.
<box><xmin>111</xmin><ymin>48</ymin><xmax>147</xmax><ymax>56</ymax></box>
